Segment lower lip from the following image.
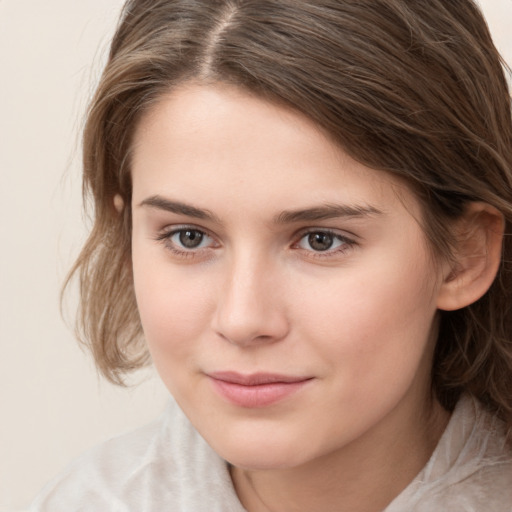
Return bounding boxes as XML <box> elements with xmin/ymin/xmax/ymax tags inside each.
<box><xmin>209</xmin><ymin>378</ymin><xmax>311</xmax><ymax>408</ymax></box>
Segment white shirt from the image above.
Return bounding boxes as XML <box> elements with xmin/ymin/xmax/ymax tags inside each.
<box><xmin>31</xmin><ymin>395</ymin><xmax>512</xmax><ymax>511</ymax></box>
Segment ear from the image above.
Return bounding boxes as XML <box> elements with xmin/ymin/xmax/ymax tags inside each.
<box><xmin>113</xmin><ymin>194</ymin><xmax>125</xmax><ymax>213</ymax></box>
<box><xmin>437</xmin><ymin>202</ymin><xmax>504</xmax><ymax>311</ymax></box>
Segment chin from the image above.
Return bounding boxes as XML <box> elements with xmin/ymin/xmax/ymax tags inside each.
<box><xmin>224</xmin><ymin>449</ymin><xmax>303</xmax><ymax>472</ymax></box>
<box><xmin>204</xmin><ymin>423</ymin><xmax>317</xmax><ymax>471</ymax></box>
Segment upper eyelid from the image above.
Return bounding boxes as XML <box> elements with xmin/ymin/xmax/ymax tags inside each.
<box><xmin>159</xmin><ymin>224</ymin><xmax>214</xmax><ymax>238</ymax></box>
<box><xmin>295</xmin><ymin>228</ymin><xmax>359</xmax><ymax>255</ymax></box>
<box><xmin>156</xmin><ymin>226</ymin><xmax>218</xmax><ymax>255</ymax></box>
<box><xmin>156</xmin><ymin>225</ymin><xmax>359</xmax><ymax>247</ymax></box>
<box><xmin>293</xmin><ymin>227</ymin><xmax>359</xmax><ymax>242</ymax></box>
<box><xmin>294</xmin><ymin>230</ymin><xmax>354</xmax><ymax>246</ymax></box>
<box><xmin>155</xmin><ymin>225</ymin><xmax>216</xmax><ymax>245</ymax></box>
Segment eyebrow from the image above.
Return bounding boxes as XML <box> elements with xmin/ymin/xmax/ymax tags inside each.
<box><xmin>140</xmin><ymin>195</ymin><xmax>383</xmax><ymax>224</ymax></box>
<box><xmin>139</xmin><ymin>196</ymin><xmax>221</xmax><ymax>222</ymax></box>
<box><xmin>274</xmin><ymin>203</ymin><xmax>383</xmax><ymax>224</ymax></box>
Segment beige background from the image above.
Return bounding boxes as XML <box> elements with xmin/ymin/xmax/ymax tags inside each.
<box><xmin>1</xmin><ymin>1</ymin><xmax>511</xmax><ymax>510</ymax></box>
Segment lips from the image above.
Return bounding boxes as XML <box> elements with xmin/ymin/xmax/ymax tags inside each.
<box><xmin>207</xmin><ymin>371</ymin><xmax>313</xmax><ymax>408</ymax></box>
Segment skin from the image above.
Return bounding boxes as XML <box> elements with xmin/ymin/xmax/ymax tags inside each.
<box><xmin>130</xmin><ymin>83</ymin><xmax>453</xmax><ymax>511</ymax></box>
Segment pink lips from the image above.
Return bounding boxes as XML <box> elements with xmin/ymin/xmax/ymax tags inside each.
<box><xmin>208</xmin><ymin>371</ymin><xmax>312</xmax><ymax>408</ymax></box>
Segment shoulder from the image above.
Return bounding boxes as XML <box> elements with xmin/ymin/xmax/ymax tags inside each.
<box><xmin>29</xmin><ymin>419</ymin><xmax>158</xmax><ymax>510</ymax></box>
<box><xmin>439</xmin><ymin>395</ymin><xmax>512</xmax><ymax>508</ymax></box>
<box><xmin>436</xmin><ymin>397</ymin><xmax>512</xmax><ymax>511</ymax></box>
<box><xmin>30</xmin><ymin>399</ymin><xmax>244</xmax><ymax>512</ymax></box>
<box><xmin>387</xmin><ymin>395</ymin><xmax>512</xmax><ymax>512</ymax></box>
<box><xmin>414</xmin><ymin>459</ymin><xmax>512</xmax><ymax>511</ymax></box>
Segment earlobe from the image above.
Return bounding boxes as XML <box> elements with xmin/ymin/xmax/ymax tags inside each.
<box><xmin>436</xmin><ymin>202</ymin><xmax>504</xmax><ymax>311</ymax></box>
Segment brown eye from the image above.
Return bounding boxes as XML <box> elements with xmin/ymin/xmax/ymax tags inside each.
<box><xmin>296</xmin><ymin>230</ymin><xmax>353</xmax><ymax>255</ymax></box>
<box><xmin>178</xmin><ymin>229</ymin><xmax>204</xmax><ymax>249</ymax></box>
<box><xmin>156</xmin><ymin>226</ymin><xmax>217</xmax><ymax>257</ymax></box>
<box><xmin>308</xmin><ymin>232</ymin><xmax>334</xmax><ymax>251</ymax></box>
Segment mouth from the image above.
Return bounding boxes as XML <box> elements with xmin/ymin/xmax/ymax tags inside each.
<box><xmin>207</xmin><ymin>371</ymin><xmax>313</xmax><ymax>408</ymax></box>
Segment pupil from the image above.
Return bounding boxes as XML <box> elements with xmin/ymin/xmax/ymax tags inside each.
<box><xmin>308</xmin><ymin>232</ymin><xmax>333</xmax><ymax>251</ymax></box>
<box><xmin>179</xmin><ymin>230</ymin><xmax>203</xmax><ymax>248</ymax></box>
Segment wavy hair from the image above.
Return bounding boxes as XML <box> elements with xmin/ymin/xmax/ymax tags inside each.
<box><xmin>68</xmin><ymin>0</ymin><xmax>512</xmax><ymax>426</ymax></box>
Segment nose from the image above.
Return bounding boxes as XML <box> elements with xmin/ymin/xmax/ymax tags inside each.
<box><xmin>212</xmin><ymin>251</ymin><xmax>290</xmax><ymax>347</ymax></box>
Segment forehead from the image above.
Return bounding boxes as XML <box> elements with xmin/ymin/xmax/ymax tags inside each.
<box><xmin>130</xmin><ymin>83</ymin><xmax>420</xmax><ymax>221</ymax></box>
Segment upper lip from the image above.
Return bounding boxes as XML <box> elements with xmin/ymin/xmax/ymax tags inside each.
<box><xmin>208</xmin><ymin>371</ymin><xmax>312</xmax><ymax>386</ymax></box>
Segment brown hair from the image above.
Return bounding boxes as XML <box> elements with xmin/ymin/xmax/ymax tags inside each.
<box><xmin>70</xmin><ymin>0</ymin><xmax>512</xmax><ymax>425</ymax></box>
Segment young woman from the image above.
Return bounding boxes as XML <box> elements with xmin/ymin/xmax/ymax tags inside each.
<box><xmin>32</xmin><ymin>0</ymin><xmax>512</xmax><ymax>510</ymax></box>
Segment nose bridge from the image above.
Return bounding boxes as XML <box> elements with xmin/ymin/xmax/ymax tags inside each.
<box><xmin>213</xmin><ymin>244</ymin><xmax>288</xmax><ymax>346</ymax></box>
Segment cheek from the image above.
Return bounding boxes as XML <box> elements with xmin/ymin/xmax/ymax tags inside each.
<box><xmin>294</xmin><ymin>245</ymin><xmax>439</xmax><ymax>386</ymax></box>
<box><xmin>287</xmin><ymin>255</ymin><xmax>440</xmax><ymax>444</ymax></box>
<box><xmin>132</xmin><ymin>253</ymin><xmax>214</xmax><ymax>368</ymax></box>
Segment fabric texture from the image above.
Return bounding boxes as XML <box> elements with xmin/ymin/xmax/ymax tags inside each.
<box><xmin>30</xmin><ymin>395</ymin><xmax>512</xmax><ymax>511</ymax></box>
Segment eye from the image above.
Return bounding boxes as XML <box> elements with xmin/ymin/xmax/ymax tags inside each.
<box><xmin>172</xmin><ymin>229</ymin><xmax>208</xmax><ymax>249</ymax></box>
<box><xmin>296</xmin><ymin>230</ymin><xmax>353</xmax><ymax>253</ymax></box>
<box><xmin>156</xmin><ymin>226</ymin><xmax>217</xmax><ymax>255</ymax></box>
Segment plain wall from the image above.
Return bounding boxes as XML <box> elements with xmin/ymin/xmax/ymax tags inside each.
<box><xmin>1</xmin><ymin>1</ymin><xmax>511</xmax><ymax>510</ymax></box>
<box><xmin>0</xmin><ymin>2</ymin><xmax>169</xmax><ymax>510</ymax></box>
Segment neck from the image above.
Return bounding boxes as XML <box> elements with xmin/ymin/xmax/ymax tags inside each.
<box><xmin>230</xmin><ymin>393</ymin><xmax>450</xmax><ymax>512</ymax></box>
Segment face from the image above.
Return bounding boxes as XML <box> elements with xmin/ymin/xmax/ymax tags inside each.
<box><xmin>131</xmin><ymin>83</ymin><xmax>445</xmax><ymax>471</ymax></box>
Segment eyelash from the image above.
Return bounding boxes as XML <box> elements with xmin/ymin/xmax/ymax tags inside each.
<box><xmin>155</xmin><ymin>226</ymin><xmax>217</xmax><ymax>259</ymax></box>
<box><xmin>155</xmin><ymin>226</ymin><xmax>357</xmax><ymax>260</ymax></box>
<box><xmin>293</xmin><ymin>229</ymin><xmax>356</xmax><ymax>259</ymax></box>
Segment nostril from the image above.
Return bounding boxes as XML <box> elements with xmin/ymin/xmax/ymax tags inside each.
<box><xmin>212</xmin><ymin>310</ymin><xmax>289</xmax><ymax>347</ymax></box>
